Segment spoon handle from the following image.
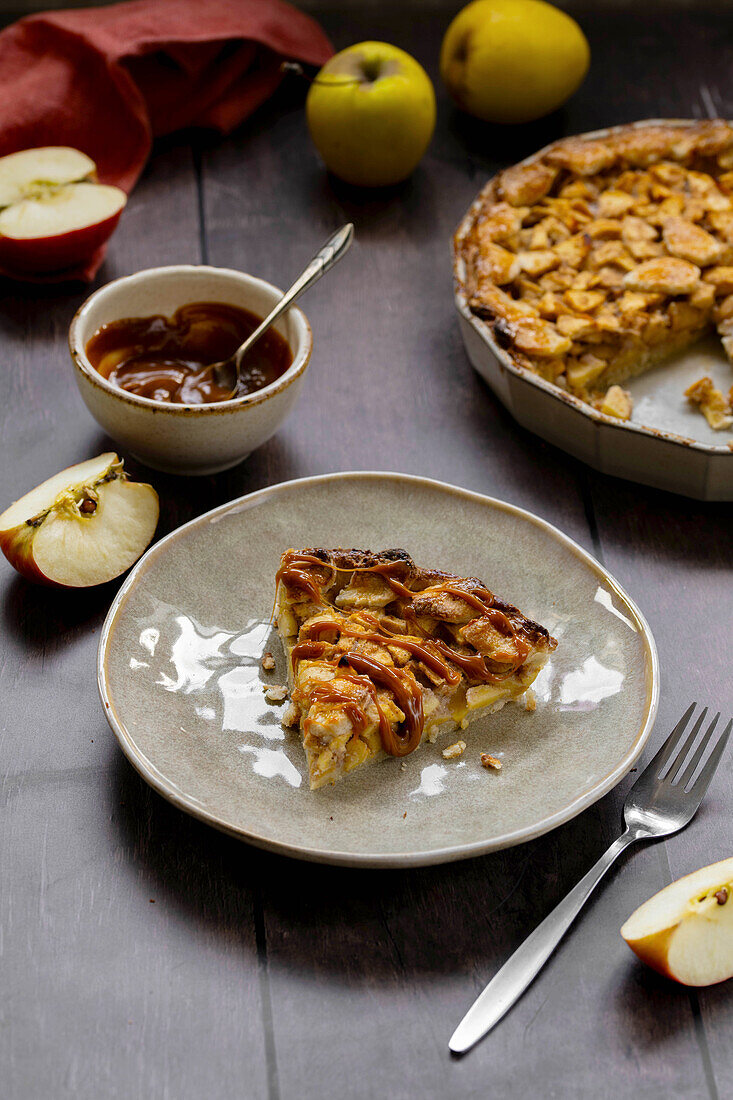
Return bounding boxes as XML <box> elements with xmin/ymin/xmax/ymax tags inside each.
<box><xmin>235</xmin><ymin>223</ymin><xmax>354</xmax><ymax>371</ymax></box>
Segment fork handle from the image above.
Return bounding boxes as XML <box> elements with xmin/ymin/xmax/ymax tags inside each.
<box><xmin>449</xmin><ymin>830</ymin><xmax>637</xmax><ymax>1054</ymax></box>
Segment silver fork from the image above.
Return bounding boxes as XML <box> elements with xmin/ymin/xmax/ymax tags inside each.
<box><xmin>449</xmin><ymin>703</ymin><xmax>732</xmax><ymax>1054</ymax></box>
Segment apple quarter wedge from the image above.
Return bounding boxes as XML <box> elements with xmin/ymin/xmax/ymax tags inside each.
<box><xmin>0</xmin><ymin>452</ymin><xmax>159</xmax><ymax>588</ymax></box>
<box><xmin>0</xmin><ymin>146</ymin><xmax>126</xmax><ymax>273</ymax></box>
<box><xmin>621</xmin><ymin>857</ymin><xmax>733</xmax><ymax>986</ymax></box>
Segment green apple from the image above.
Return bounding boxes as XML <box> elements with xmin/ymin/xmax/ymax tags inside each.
<box><xmin>440</xmin><ymin>0</ymin><xmax>590</xmax><ymax>125</ymax></box>
<box><xmin>306</xmin><ymin>42</ymin><xmax>436</xmax><ymax>187</ymax></box>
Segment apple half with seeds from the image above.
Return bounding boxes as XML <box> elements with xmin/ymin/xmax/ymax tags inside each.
<box><xmin>621</xmin><ymin>857</ymin><xmax>733</xmax><ymax>986</ymax></box>
<box><xmin>0</xmin><ymin>147</ymin><xmax>126</xmax><ymax>273</ymax></box>
<box><xmin>0</xmin><ymin>453</ymin><xmax>158</xmax><ymax>588</ymax></box>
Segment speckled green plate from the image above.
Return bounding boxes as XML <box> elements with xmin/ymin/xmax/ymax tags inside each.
<box><xmin>98</xmin><ymin>473</ymin><xmax>659</xmax><ymax>868</ymax></box>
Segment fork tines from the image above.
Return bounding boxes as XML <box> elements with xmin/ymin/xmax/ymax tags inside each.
<box><xmin>654</xmin><ymin>702</ymin><xmax>732</xmax><ymax>796</ymax></box>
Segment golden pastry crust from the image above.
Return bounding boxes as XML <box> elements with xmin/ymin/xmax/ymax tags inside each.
<box><xmin>456</xmin><ymin>120</ymin><xmax>733</xmax><ymax>419</ymax></box>
<box><xmin>275</xmin><ymin>548</ymin><xmax>556</xmax><ymax>789</ymax></box>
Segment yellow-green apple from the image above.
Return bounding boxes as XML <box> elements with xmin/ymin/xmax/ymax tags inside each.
<box><xmin>306</xmin><ymin>42</ymin><xmax>436</xmax><ymax>187</ymax></box>
<box><xmin>440</xmin><ymin>0</ymin><xmax>590</xmax><ymax>124</ymax></box>
<box><xmin>621</xmin><ymin>857</ymin><xmax>733</xmax><ymax>986</ymax></box>
<box><xmin>0</xmin><ymin>147</ymin><xmax>126</xmax><ymax>273</ymax></box>
<box><xmin>0</xmin><ymin>453</ymin><xmax>158</xmax><ymax>588</ymax></box>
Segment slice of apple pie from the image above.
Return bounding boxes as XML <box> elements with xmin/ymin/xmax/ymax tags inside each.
<box><xmin>455</xmin><ymin>120</ymin><xmax>733</xmax><ymax>424</ymax></box>
<box><xmin>275</xmin><ymin>548</ymin><xmax>557</xmax><ymax>789</ymax></box>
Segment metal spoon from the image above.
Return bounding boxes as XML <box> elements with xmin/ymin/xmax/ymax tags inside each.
<box><xmin>209</xmin><ymin>223</ymin><xmax>354</xmax><ymax>398</ymax></box>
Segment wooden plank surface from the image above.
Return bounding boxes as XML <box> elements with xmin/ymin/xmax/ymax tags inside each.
<box><xmin>0</xmin><ymin>143</ymin><xmax>273</xmax><ymax>1100</ymax></box>
<box><xmin>1</xmin><ymin>5</ymin><xmax>731</xmax><ymax>1099</ymax></box>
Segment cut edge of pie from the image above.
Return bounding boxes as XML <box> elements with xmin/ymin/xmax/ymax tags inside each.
<box><xmin>275</xmin><ymin>547</ymin><xmax>557</xmax><ymax>790</ymax></box>
<box><xmin>454</xmin><ymin>119</ymin><xmax>733</xmax><ymax>428</ymax></box>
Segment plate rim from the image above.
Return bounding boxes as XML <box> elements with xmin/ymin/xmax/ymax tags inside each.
<box><xmin>452</xmin><ymin>117</ymin><xmax>733</xmax><ymax>459</ymax></box>
<box><xmin>98</xmin><ymin>471</ymin><xmax>660</xmax><ymax>868</ymax></box>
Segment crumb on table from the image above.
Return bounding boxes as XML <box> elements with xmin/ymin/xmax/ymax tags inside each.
<box><xmin>480</xmin><ymin>753</ymin><xmax>502</xmax><ymax>771</ymax></box>
<box><xmin>442</xmin><ymin>740</ymin><xmax>466</xmax><ymax>760</ymax></box>
<box><xmin>264</xmin><ymin>684</ymin><xmax>288</xmax><ymax>703</ymax></box>
<box><xmin>261</xmin><ymin>652</ymin><xmax>276</xmax><ymax>671</ymax></box>
<box><xmin>524</xmin><ymin>688</ymin><xmax>537</xmax><ymax>712</ymax></box>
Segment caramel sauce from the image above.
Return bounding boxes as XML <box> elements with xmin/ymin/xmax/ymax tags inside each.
<box><xmin>279</xmin><ymin>551</ymin><xmax>330</xmax><ymax>571</ymax></box>
<box><xmin>276</xmin><ymin>551</ymin><xmax>414</xmax><ymax>606</ymax></box>
<box><xmin>277</xmin><ymin>551</ymin><xmax>536</xmax><ymax>757</ymax></box>
<box><xmin>275</xmin><ymin>552</ymin><xmax>333</xmax><ymax>603</ymax></box>
<box><xmin>434</xmin><ymin>583</ymin><xmax>533</xmax><ymax>666</ymax></box>
<box><xmin>309</xmin><ymin>669</ymin><xmax>395</xmax><ymax>752</ymax></box>
<box><xmin>305</xmin><ymin>683</ymin><xmax>370</xmax><ymax>737</ymax></box>
<box><xmin>86</xmin><ymin>302</ymin><xmax>292</xmax><ymax>405</ymax></box>
<box><xmin>437</xmin><ymin>583</ymin><xmax>501</xmax><ymax>617</ymax></box>
<box><xmin>290</xmin><ymin>640</ymin><xmax>328</xmax><ymax>664</ymax></box>
<box><xmin>341</xmin><ymin>652</ymin><xmax>423</xmax><ymax>756</ymax></box>
<box><xmin>303</xmin><ymin>617</ymin><xmax>461</xmax><ymax>687</ymax></box>
<box><xmin>336</xmin><ymin>671</ymin><xmax>393</xmax><ymax>749</ymax></box>
<box><xmin>402</xmin><ymin>606</ymin><xmax>517</xmax><ymax>684</ymax></box>
<box><xmin>365</xmin><ymin>562</ymin><xmax>416</xmax><ymax>600</ymax></box>
<box><xmin>291</xmin><ymin>621</ymin><xmax>432</xmax><ymax>754</ymax></box>
<box><xmin>277</xmin><ymin>567</ymin><xmax>322</xmax><ymax>603</ymax></box>
<box><xmin>430</xmin><ymin>641</ymin><xmax>512</xmax><ymax>684</ymax></box>
<box><xmin>290</xmin><ymin>655</ymin><xmax>393</xmax><ymax>753</ymax></box>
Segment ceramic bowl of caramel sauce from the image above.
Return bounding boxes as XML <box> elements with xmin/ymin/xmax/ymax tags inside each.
<box><xmin>69</xmin><ymin>265</ymin><xmax>312</xmax><ymax>475</ymax></box>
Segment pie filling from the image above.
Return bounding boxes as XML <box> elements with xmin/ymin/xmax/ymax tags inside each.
<box><xmin>455</xmin><ymin>120</ymin><xmax>733</xmax><ymax>426</ymax></box>
<box><xmin>275</xmin><ymin>548</ymin><xmax>557</xmax><ymax>789</ymax></box>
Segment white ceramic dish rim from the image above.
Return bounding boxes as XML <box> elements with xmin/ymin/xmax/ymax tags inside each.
<box><xmin>69</xmin><ymin>264</ymin><xmax>312</xmax><ymax>414</ymax></box>
<box><xmin>97</xmin><ymin>471</ymin><xmax>660</xmax><ymax>869</ymax></box>
<box><xmin>453</xmin><ymin>118</ymin><xmax>733</xmax><ymax>458</ymax></box>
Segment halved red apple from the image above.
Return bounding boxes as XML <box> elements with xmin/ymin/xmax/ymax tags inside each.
<box><xmin>621</xmin><ymin>857</ymin><xmax>733</xmax><ymax>986</ymax></box>
<box><xmin>0</xmin><ymin>453</ymin><xmax>158</xmax><ymax>588</ymax></box>
<box><xmin>0</xmin><ymin>147</ymin><xmax>126</xmax><ymax>273</ymax></box>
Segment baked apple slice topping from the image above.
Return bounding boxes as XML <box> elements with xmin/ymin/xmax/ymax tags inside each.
<box><xmin>0</xmin><ymin>452</ymin><xmax>158</xmax><ymax>588</ymax></box>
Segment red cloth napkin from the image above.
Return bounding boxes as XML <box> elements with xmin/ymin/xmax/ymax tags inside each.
<box><xmin>0</xmin><ymin>0</ymin><xmax>333</xmax><ymax>280</ymax></box>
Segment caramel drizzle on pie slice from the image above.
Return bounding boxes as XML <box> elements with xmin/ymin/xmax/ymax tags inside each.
<box><xmin>339</xmin><ymin>653</ymin><xmax>423</xmax><ymax>757</ymax></box>
<box><xmin>303</xmin><ymin>681</ymin><xmax>372</xmax><ymax>739</ymax></box>
<box><xmin>280</xmin><ymin>551</ymin><xmax>543</xmax><ymax>758</ymax></box>
<box><xmin>432</xmin><ymin>584</ymin><xmax>534</xmax><ymax>666</ymax></box>
<box><xmin>277</xmin><ymin>551</ymin><xmax>533</xmax><ymax>670</ymax></box>
<box><xmin>300</xmin><ymin>616</ymin><xmax>462</xmax><ymax>686</ymax></box>
<box><xmin>275</xmin><ymin>551</ymin><xmax>330</xmax><ymax>602</ymax></box>
<box><xmin>325</xmin><ymin>670</ymin><xmax>397</xmax><ymax>756</ymax></box>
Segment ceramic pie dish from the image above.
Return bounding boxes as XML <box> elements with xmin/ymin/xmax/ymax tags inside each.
<box><xmin>453</xmin><ymin>119</ymin><xmax>733</xmax><ymax>501</ymax></box>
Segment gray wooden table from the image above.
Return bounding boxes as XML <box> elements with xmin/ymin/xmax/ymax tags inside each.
<box><xmin>2</xmin><ymin>5</ymin><xmax>732</xmax><ymax>1098</ymax></box>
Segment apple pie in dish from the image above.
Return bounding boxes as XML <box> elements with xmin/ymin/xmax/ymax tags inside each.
<box><xmin>455</xmin><ymin>119</ymin><xmax>733</xmax><ymax>423</ymax></box>
<box><xmin>275</xmin><ymin>547</ymin><xmax>557</xmax><ymax>789</ymax></box>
